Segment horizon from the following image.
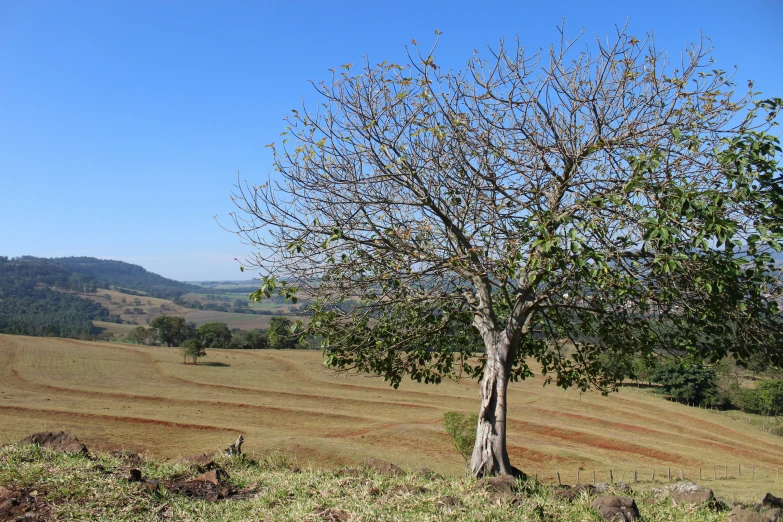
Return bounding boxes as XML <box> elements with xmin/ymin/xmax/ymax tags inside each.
<box><xmin>2</xmin><ymin>0</ymin><xmax>781</xmax><ymax>280</ymax></box>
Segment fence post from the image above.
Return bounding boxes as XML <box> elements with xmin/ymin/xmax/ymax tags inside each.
<box><xmin>557</xmin><ymin>470</ymin><xmax>561</xmax><ymax>486</ymax></box>
<box><xmin>634</xmin><ymin>469</ymin><xmax>637</xmax><ymax>483</ymax></box>
<box><xmin>652</xmin><ymin>470</ymin><xmax>655</xmax><ymax>482</ymax></box>
<box><xmin>679</xmin><ymin>468</ymin><xmax>684</xmax><ymax>480</ymax></box>
<box><xmin>668</xmin><ymin>467</ymin><xmax>671</xmax><ymax>481</ymax></box>
<box><xmin>724</xmin><ymin>465</ymin><xmax>727</xmax><ymax>478</ymax></box>
<box><xmin>738</xmin><ymin>464</ymin><xmax>741</xmax><ymax>478</ymax></box>
<box><xmin>593</xmin><ymin>470</ymin><xmax>596</xmax><ymax>485</ymax></box>
<box><xmin>610</xmin><ymin>470</ymin><xmax>613</xmax><ymax>484</ymax></box>
<box><xmin>699</xmin><ymin>468</ymin><xmax>702</xmax><ymax>481</ymax></box>
<box><xmin>577</xmin><ymin>469</ymin><xmax>580</xmax><ymax>485</ymax></box>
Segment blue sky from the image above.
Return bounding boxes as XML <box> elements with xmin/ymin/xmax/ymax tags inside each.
<box><xmin>1</xmin><ymin>0</ymin><xmax>781</xmax><ymax>281</ymax></box>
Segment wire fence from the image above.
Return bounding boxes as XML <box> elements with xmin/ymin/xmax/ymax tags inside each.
<box><xmin>531</xmin><ymin>465</ymin><xmax>783</xmax><ymax>486</ymax></box>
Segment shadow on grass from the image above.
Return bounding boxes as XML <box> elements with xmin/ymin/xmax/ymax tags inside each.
<box><xmin>196</xmin><ymin>362</ymin><xmax>231</xmax><ymax>367</ymax></box>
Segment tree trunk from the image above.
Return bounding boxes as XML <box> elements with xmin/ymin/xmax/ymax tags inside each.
<box><xmin>469</xmin><ymin>335</ymin><xmax>525</xmax><ymax>478</ymax></box>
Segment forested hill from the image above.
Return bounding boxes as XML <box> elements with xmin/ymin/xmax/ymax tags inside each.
<box><xmin>24</xmin><ymin>256</ymin><xmax>202</xmax><ymax>299</ymax></box>
<box><xmin>0</xmin><ymin>257</ymin><xmax>114</xmax><ymax>338</ymax></box>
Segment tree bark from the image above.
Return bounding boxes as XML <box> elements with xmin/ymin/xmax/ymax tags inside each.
<box><xmin>469</xmin><ymin>334</ymin><xmax>525</xmax><ymax>478</ymax></box>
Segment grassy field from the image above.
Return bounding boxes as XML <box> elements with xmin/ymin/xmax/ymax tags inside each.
<box><xmin>0</xmin><ymin>334</ymin><xmax>781</xmax><ymax>504</ymax></box>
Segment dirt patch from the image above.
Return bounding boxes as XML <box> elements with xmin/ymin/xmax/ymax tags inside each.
<box><xmin>166</xmin><ymin>477</ymin><xmax>256</xmax><ymax>502</ymax></box>
<box><xmin>0</xmin><ymin>487</ymin><xmax>51</xmax><ymax>522</ymax></box>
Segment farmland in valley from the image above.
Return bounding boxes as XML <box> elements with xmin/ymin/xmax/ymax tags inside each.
<box><xmin>76</xmin><ymin>288</ymin><xmax>304</xmax><ymax>331</ymax></box>
<box><xmin>0</xmin><ymin>334</ymin><xmax>781</xmax><ymax>502</ymax></box>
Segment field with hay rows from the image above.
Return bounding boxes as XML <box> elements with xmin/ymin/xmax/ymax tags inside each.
<box><xmin>0</xmin><ymin>334</ymin><xmax>781</xmax><ymax>503</ymax></box>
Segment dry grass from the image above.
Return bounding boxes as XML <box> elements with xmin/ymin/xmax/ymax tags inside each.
<box><xmin>0</xmin><ymin>334</ymin><xmax>781</xmax><ymax>504</ymax></box>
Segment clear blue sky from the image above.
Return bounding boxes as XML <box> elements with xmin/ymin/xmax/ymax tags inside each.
<box><xmin>1</xmin><ymin>0</ymin><xmax>781</xmax><ymax>281</ymax></box>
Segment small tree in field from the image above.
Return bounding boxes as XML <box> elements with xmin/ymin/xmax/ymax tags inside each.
<box><xmin>232</xmin><ymin>25</ymin><xmax>783</xmax><ymax>477</ymax></box>
<box><xmin>182</xmin><ymin>338</ymin><xmax>206</xmax><ymax>364</ymax></box>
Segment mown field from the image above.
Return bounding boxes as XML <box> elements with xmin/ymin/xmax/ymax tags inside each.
<box><xmin>0</xmin><ymin>334</ymin><xmax>781</xmax><ymax>503</ymax></box>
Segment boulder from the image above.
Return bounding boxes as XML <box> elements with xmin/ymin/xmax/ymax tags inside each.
<box><xmin>21</xmin><ymin>431</ymin><xmax>87</xmax><ymax>454</ymax></box>
<box><xmin>728</xmin><ymin>506</ymin><xmax>783</xmax><ymax>522</ymax></box>
<box><xmin>363</xmin><ymin>458</ymin><xmax>402</xmax><ymax>477</ymax></box>
<box><xmin>670</xmin><ymin>486</ymin><xmax>714</xmax><ymax>508</ymax></box>
<box><xmin>764</xmin><ymin>494</ymin><xmax>783</xmax><ymax>509</ymax></box>
<box><xmin>590</xmin><ymin>496</ymin><xmax>640</xmax><ymax>521</ymax></box>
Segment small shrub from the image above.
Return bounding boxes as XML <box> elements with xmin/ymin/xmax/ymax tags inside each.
<box><xmin>442</xmin><ymin>411</ymin><xmax>477</xmax><ymax>466</ymax></box>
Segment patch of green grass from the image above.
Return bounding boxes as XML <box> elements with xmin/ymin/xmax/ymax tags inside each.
<box><xmin>0</xmin><ymin>444</ymin><xmax>741</xmax><ymax>521</ymax></box>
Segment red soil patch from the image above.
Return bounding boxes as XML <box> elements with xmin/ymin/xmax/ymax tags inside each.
<box><xmin>508</xmin><ymin>419</ymin><xmax>694</xmax><ymax>465</ymax></box>
<box><xmin>0</xmin><ymin>405</ymin><xmax>235</xmax><ymax>433</ymax></box>
<box><xmin>507</xmin><ymin>445</ymin><xmax>580</xmax><ymax>465</ymax></box>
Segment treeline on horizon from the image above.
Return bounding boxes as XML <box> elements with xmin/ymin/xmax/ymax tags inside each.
<box><xmin>25</xmin><ymin>256</ymin><xmax>203</xmax><ymax>300</ymax></box>
<box><xmin>123</xmin><ymin>315</ymin><xmax>315</xmax><ymax>351</ymax></box>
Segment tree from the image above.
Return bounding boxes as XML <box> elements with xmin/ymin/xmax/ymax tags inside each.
<box><xmin>267</xmin><ymin>316</ymin><xmax>299</xmax><ymax>349</ymax></box>
<box><xmin>149</xmin><ymin>316</ymin><xmax>192</xmax><ymax>347</ymax></box>
<box><xmin>198</xmin><ymin>322</ymin><xmax>233</xmax><ymax>348</ymax></box>
<box><xmin>232</xmin><ymin>26</ymin><xmax>783</xmax><ymax>477</ymax></box>
<box><xmin>229</xmin><ymin>329</ymin><xmax>269</xmax><ymax>349</ymax></box>
<box><xmin>649</xmin><ymin>362</ymin><xmax>718</xmax><ymax>404</ymax></box>
<box><xmin>182</xmin><ymin>338</ymin><xmax>206</xmax><ymax>364</ymax></box>
<box><xmin>125</xmin><ymin>326</ymin><xmax>157</xmax><ymax>345</ymax></box>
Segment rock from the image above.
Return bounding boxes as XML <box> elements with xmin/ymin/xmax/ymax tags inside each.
<box><xmin>180</xmin><ymin>453</ymin><xmax>219</xmax><ymax>472</ymax></box>
<box><xmin>142</xmin><ymin>479</ymin><xmax>162</xmax><ymax>493</ymax></box>
<box><xmin>195</xmin><ymin>469</ymin><xmax>230</xmax><ymax>486</ymax></box>
<box><xmin>364</xmin><ymin>458</ymin><xmax>402</xmax><ymax>476</ymax></box>
<box><xmin>474</xmin><ymin>475</ymin><xmax>520</xmax><ymax>496</ymax></box>
<box><xmin>126</xmin><ymin>469</ymin><xmax>142</xmax><ymax>482</ymax></box>
<box><xmin>670</xmin><ymin>486</ymin><xmax>714</xmax><ymax>508</ymax></box>
<box><xmin>20</xmin><ymin>431</ymin><xmax>87</xmax><ymax>454</ymax></box>
<box><xmin>765</xmin><ymin>494</ymin><xmax>783</xmax><ymax>509</ymax></box>
<box><xmin>590</xmin><ymin>496</ymin><xmax>640</xmax><ymax>521</ymax></box>
<box><xmin>728</xmin><ymin>506</ymin><xmax>783</xmax><ymax>522</ymax></box>
<box><xmin>554</xmin><ymin>483</ymin><xmax>598</xmax><ymax>501</ymax></box>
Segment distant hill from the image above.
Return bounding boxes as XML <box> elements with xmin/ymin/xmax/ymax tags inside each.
<box><xmin>23</xmin><ymin>256</ymin><xmax>202</xmax><ymax>300</ymax></box>
<box><xmin>0</xmin><ymin>256</ymin><xmax>115</xmax><ymax>337</ymax></box>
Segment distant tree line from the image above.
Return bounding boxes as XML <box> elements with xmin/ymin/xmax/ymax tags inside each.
<box><xmin>124</xmin><ymin>315</ymin><xmax>316</xmax><ymax>350</ymax></box>
<box><xmin>632</xmin><ymin>357</ymin><xmax>783</xmax><ymax>420</ymax></box>
<box><xmin>0</xmin><ymin>257</ymin><xmax>118</xmax><ymax>338</ymax></box>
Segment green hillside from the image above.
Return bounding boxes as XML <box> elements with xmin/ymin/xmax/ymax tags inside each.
<box><xmin>31</xmin><ymin>256</ymin><xmax>203</xmax><ymax>300</ymax></box>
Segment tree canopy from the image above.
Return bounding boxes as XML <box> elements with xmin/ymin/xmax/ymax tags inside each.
<box><xmin>233</xmin><ymin>26</ymin><xmax>783</xmax><ymax>477</ymax></box>
<box><xmin>149</xmin><ymin>316</ymin><xmax>193</xmax><ymax>347</ymax></box>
